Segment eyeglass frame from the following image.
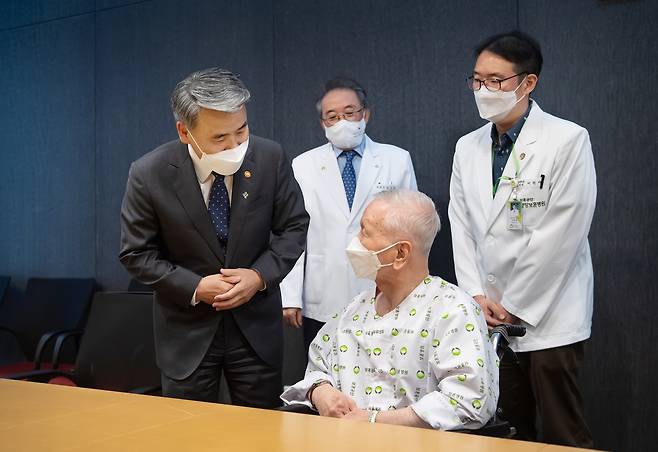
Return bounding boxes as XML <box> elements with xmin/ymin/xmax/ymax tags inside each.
<box><xmin>467</xmin><ymin>72</ymin><xmax>527</xmax><ymax>92</ymax></box>
<box><xmin>320</xmin><ymin>106</ymin><xmax>366</xmax><ymax>126</ymax></box>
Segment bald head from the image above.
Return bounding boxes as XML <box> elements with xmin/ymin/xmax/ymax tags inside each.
<box><xmin>366</xmin><ymin>190</ymin><xmax>440</xmax><ymax>256</ymax></box>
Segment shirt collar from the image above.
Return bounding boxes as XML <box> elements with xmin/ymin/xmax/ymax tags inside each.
<box><xmin>187</xmin><ymin>144</ymin><xmax>213</xmax><ymax>183</ymax></box>
<box><xmin>490</xmin><ymin>99</ymin><xmax>533</xmax><ymax>145</ymax></box>
<box><xmin>332</xmin><ymin>135</ymin><xmax>366</xmax><ymax>159</ymax></box>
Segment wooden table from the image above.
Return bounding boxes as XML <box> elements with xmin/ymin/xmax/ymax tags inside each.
<box><xmin>0</xmin><ymin>379</ymin><xmax>590</xmax><ymax>451</ymax></box>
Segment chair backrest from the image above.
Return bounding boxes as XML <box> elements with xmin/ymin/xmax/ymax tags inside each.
<box><xmin>72</xmin><ymin>292</ymin><xmax>160</xmax><ymax>392</ymax></box>
<box><xmin>2</xmin><ymin>278</ymin><xmax>95</xmax><ymax>359</ymax></box>
<box><xmin>0</xmin><ymin>276</ymin><xmax>9</xmax><ymax>307</ymax></box>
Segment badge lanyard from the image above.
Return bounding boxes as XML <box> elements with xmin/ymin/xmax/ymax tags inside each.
<box><xmin>491</xmin><ymin>143</ymin><xmax>520</xmax><ymax>197</ymax></box>
<box><xmin>492</xmin><ymin>143</ymin><xmax>523</xmax><ymax>230</ymax></box>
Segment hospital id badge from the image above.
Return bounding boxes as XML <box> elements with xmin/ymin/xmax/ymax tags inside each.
<box><xmin>507</xmin><ymin>200</ymin><xmax>523</xmax><ymax>230</ymax></box>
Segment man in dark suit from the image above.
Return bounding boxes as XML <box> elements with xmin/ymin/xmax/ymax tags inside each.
<box><xmin>119</xmin><ymin>67</ymin><xmax>309</xmax><ymax>408</ymax></box>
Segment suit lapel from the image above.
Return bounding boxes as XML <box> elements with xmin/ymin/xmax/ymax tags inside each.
<box><xmin>225</xmin><ymin>144</ymin><xmax>257</xmax><ymax>265</ymax></box>
<box><xmin>171</xmin><ymin>143</ymin><xmax>225</xmax><ymax>262</ymax></box>
<box><xmin>318</xmin><ymin>144</ymin><xmax>350</xmax><ymax>220</ymax></box>
<box><xmin>349</xmin><ymin>137</ymin><xmax>381</xmax><ymax>223</ymax></box>
<box><xmin>485</xmin><ymin>101</ymin><xmax>542</xmax><ymax>232</ymax></box>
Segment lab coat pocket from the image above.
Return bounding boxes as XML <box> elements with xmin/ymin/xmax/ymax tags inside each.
<box><xmin>518</xmin><ymin>175</ymin><xmax>549</xmax><ymax>227</ymax></box>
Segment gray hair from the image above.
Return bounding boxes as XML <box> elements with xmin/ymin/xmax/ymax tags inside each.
<box><xmin>315</xmin><ymin>76</ymin><xmax>368</xmax><ymax>115</ymax></box>
<box><xmin>171</xmin><ymin>67</ymin><xmax>250</xmax><ymax>127</ymax></box>
<box><xmin>372</xmin><ymin>189</ymin><xmax>440</xmax><ymax>256</ymax></box>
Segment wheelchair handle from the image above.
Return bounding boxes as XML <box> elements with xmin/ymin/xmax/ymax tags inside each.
<box><xmin>490</xmin><ymin>324</ymin><xmax>526</xmax><ymax>360</ymax></box>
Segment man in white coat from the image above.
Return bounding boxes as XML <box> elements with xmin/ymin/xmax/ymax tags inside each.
<box><xmin>449</xmin><ymin>31</ymin><xmax>596</xmax><ymax>448</ymax></box>
<box><xmin>281</xmin><ymin>77</ymin><xmax>417</xmax><ymax>351</ymax></box>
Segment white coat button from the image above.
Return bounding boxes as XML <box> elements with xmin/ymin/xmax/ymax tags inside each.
<box><xmin>487</xmin><ymin>274</ymin><xmax>496</xmax><ymax>283</ymax></box>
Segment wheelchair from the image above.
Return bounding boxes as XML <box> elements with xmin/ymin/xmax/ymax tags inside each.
<box><xmin>279</xmin><ymin>323</ymin><xmax>526</xmax><ymax>438</ymax></box>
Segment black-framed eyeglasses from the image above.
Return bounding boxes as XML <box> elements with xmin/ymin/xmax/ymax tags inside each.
<box><xmin>321</xmin><ymin>107</ymin><xmax>365</xmax><ymax>126</ymax></box>
<box><xmin>467</xmin><ymin>72</ymin><xmax>527</xmax><ymax>92</ymax></box>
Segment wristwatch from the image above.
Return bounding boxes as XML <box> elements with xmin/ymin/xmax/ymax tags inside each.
<box><xmin>307</xmin><ymin>380</ymin><xmax>331</xmax><ymax>408</ymax></box>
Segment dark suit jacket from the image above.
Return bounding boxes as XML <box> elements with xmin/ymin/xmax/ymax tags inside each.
<box><xmin>119</xmin><ymin>136</ymin><xmax>309</xmax><ymax>380</ymax></box>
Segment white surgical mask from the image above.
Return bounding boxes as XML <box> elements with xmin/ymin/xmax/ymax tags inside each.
<box><xmin>188</xmin><ymin>131</ymin><xmax>249</xmax><ymax>176</ymax></box>
<box><xmin>474</xmin><ymin>76</ymin><xmax>527</xmax><ymax>123</ymax></box>
<box><xmin>345</xmin><ymin>235</ymin><xmax>399</xmax><ymax>281</ymax></box>
<box><xmin>325</xmin><ymin>118</ymin><xmax>366</xmax><ymax>150</ymax></box>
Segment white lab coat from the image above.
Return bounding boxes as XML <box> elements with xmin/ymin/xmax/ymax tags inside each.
<box><xmin>448</xmin><ymin>101</ymin><xmax>597</xmax><ymax>352</ymax></box>
<box><xmin>280</xmin><ymin>135</ymin><xmax>417</xmax><ymax>322</ymax></box>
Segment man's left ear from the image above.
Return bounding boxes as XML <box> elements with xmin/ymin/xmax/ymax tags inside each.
<box><xmin>363</xmin><ymin>108</ymin><xmax>371</xmax><ymax>124</ymax></box>
<box><xmin>524</xmin><ymin>74</ymin><xmax>539</xmax><ymax>96</ymax></box>
<box><xmin>176</xmin><ymin>121</ymin><xmax>191</xmax><ymax>144</ymax></box>
<box><xmin>393</xmin><ymin>241</ymin><xmax>412</xmax><ymax>269</ymax></box>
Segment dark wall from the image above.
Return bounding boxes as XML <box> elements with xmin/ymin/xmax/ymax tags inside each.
<box><xmin>0</xmin><ymin>1</ymin><xmax>656</xmax><ymax>450</ymax></box>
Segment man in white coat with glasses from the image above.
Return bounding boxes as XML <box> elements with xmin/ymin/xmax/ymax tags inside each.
<box><xmin>281</xmin><ymin>77</ymin><xmax>417</xmax><ymax>352</ymax></box>
<box><xmin>449</xmin><ymin>31</ymin><xmax>596</xmax><ymax>448</ymax></box>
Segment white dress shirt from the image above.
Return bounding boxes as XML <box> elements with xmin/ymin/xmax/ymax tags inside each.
<box><xmin>187</xmin><ymin>144</ymin><xmax>233</xmax><ymax>206</ymax></box>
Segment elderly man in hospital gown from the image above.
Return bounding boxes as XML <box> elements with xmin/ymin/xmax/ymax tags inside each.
<box><xmin>281</xmin><ymin>190</ymin><xmax>498</xmax><ymax>429</ymax></box>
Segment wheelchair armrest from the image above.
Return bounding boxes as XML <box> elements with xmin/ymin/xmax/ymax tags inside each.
<box><xmin>453</xmin><ymin>409</ymin><xmax>516</xmax><ymax>438</ymax></box>
<box><xmin>278</xmin><ymin>404</ymin><xmax>318</xmax><ymax>415</ymax></box>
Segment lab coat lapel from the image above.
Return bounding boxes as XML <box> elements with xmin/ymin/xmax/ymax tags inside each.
<box><xmin>474</xmin><ymin>131</ymin><xmax>494</xmax><ymax>222</ymax></box>
<box><xmin>318</xmin><ymin>144</ymin><xmax>350</xmax><ymax>220</ymax></box>
<box><xmin>485</xmin><ymin>101</ymin><xmax>542</xmax><ymax>232</ymax></box>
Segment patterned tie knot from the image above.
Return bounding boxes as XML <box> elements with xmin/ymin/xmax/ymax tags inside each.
<box><xmin>342</xmin><ymin>150</ymin><xmax>356</xmax><ymax>162</ymax></box>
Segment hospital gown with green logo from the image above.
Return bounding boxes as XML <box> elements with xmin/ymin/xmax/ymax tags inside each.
<box><xmin>281</xmin><ymin>276</ymin><xmax>499</xmax><ymax>430</ymax></box>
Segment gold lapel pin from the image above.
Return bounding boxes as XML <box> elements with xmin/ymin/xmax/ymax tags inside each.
<box><xmin>244</xmin><ymin>170</ymin><xmax>252</xmax><ymax>178</ymax></box>
<box><xmin>519</xmin><ymin>153</ymin><xmax>526</xmax><ymax>160</ymax></box>
<box><xmin>242</xmin><ymin>192</ymin><xmax>249</xmax><ymax>199</ymax></box>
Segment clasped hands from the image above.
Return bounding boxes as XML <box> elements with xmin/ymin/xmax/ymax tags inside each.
<box><xmin>473</xmin><ymin>294</ymin><xmax>519</xmax><ymax>327</ymax></box>
<box><xmin>196</xmin><ymin>268</ymin><xmax>264</xmax><ymax>310</ymax></box>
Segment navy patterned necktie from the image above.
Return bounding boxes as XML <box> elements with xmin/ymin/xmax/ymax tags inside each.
<box><xmin>341</xmin><ymin>150</ymin><xmax>357</xmax><ymax>210</ymax></box>
<box><xmin>208</xmin><ymin>172</ymin><xmax>230</xmax><ymax>244</ymax></box>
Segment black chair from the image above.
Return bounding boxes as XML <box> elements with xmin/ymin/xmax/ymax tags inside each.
<box><xmin>4</xmin><ymin>292</ymin><xmax>161</xmax><ymax>394</ymax></box>
<box><xmin>0</xmin><ymin>277</ymin><xmax>95</xmax><ymax>374</ymax></box>
<box><xmin>280</xmin><ymin>324</ymin><xmax>526</xmax><ymax>438</ymax></box>
<box><xmin>0</xmin><ymin>276</ymin><xmax>22</xmax><ymax>367</ymax></box>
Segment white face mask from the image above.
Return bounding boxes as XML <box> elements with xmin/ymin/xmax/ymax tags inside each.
<box><xmin>345</xmin><ymin>235</ymin><xmax>400</xmax><ymax>281</ymax></box>
<box><xmin>188</xmin><ymin>131</ymin><xmax>249</xmax><ymax>176</ymax></box>
<box><xmin>474</xmin><ymin>76</ymin><xmax>527</xmax><ymax>123</ymax></box>
<box><xmin>324</xmin><ymin>118</ymin><xmax>366</xmax><ymax>150</ymax></box>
